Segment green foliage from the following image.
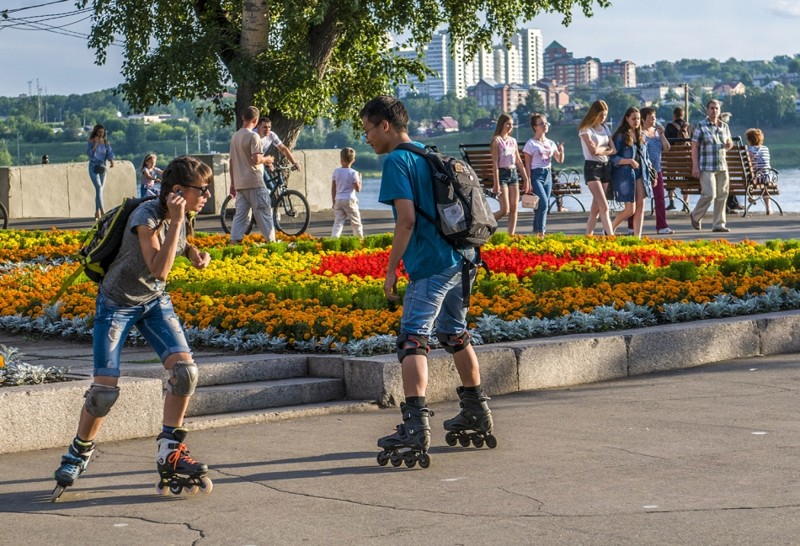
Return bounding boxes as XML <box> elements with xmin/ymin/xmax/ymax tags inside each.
<box><xmin>78</xmin><ymin>0</ymin><xmax>612</xmax><ymax>140</ymax></box>
<box><xmin>664</xmin><ymin>261</ymin><xmax>700</xmax><ymax>282</ymax></box>
<box><xmin>0</xmin><ymin>140</ymin><xmax>13</xmax><ymax>166</ymax></box>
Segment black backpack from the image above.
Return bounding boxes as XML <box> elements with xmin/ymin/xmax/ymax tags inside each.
<box><xmin>51</xmin><ymin>195</ymin><xmax>157</xmax><ymax>303</ymax></box>
<box><xmin>668</xmin><ymin>120</ymin><xmax>692</xmax><ymax>140</ymax></box>
<box><xmin>396</xmin><ymin>143</ymin><xmax>497</xmax><ymax>306</ymax></box>
<box><xmin>396</xmin><ymin>143</ymin><xmax>497</xmax><ymax>248</ymax></box>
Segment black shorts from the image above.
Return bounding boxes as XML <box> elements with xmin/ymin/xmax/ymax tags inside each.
<box><xmin>584</xmin><ymin>160</ymin><xmax>611</xmax><ymax>184</ymax></box>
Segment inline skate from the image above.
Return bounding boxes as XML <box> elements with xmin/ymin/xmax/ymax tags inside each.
<box><xmin>155</xmin><ymin>427</ymin><xmax>212</xmax><ymax>496</ymax></box>
<box><xmin>377</xmin><ymin>403</ymin><xmax>433</xmax><ymax>469</ymax></box>
<box><xmin>51</xmin><ymin>437</ymin><xmax>95</xmax><ymax>502</ymax></box>
<box><xmin>443</xmin><ymin>387</ymin><xmax>498</xmax><ymax>449</ymax></box>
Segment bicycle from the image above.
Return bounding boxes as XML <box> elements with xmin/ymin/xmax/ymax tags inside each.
<box><xmin>0</xmin><ymin>202</ymin><xmax>7</xmax><ymax>229</ymax></box>
<box><xmin>219</xmin><ymin>165</ymin><xmax>310</xmax><ymax>237</ymax></box>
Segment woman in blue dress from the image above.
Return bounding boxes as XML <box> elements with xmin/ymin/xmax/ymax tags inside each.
<box><xmin>610</xmin><ymin>107</ymin><xmax>652</xmax><ymax>238</ymax></box>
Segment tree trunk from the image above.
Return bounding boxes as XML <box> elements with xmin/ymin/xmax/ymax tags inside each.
<box><xmin>234</xmin><ymin>0</ymin><xmax>270</xmax><ymax>128</ymax></box>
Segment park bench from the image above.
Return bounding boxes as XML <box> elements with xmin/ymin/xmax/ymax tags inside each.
<box><xmin>660</xmin><ymin>137</ymin><xmax>781</xmax><ymax>217</ymax></box>
<box><xmin>459</xmin><ymin>143</ymin><xmax>585</xmax><ymax>212</ymax></box>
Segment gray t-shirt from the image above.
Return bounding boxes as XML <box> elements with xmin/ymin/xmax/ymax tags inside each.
<box><xmin>99</xmin><ymin>200</ymin><xmax>186</xmax><ymax>306</ymax></box>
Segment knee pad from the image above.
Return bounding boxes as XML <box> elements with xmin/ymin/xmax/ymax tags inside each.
<box><xmin>166</xmin><ymin>360</ymin><xmax>199</xmax><ymax>397</ymax></box>
<box><xmin>83</xmin><ymin>383</ymin><xmax>120</xmax><ymax>417</ymax></box>
<box><xmin>436</xmin><ymin>331</ymin><xmax>471</xmax><ymax>354</ymax></box>
<box><xmin>396</xmin><ymin>333</ymin><xmax>429</xmax><ymax>363</ymax></box>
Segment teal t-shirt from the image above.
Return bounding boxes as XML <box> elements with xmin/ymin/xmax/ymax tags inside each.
<box><xmin>378</xmin><ymin>141</ymin><xmax>459</xmax><ymax>280</ymax></box>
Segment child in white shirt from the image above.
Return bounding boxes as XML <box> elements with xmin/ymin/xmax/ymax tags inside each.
<box><xmin>331</xmin><ymin>147</ymin><xmax>363</xmax><ymax>238</ymax></box>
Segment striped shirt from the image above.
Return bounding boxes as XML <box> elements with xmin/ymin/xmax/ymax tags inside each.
<box><xmin>747</xmin><ymin>145</ymin><xmax>771</xmax><ymax>171</ymax></box>
<box><xmin>691</xmin><ymin>118</ymin><xmax>731</xmax><ymax>172</ymax></box>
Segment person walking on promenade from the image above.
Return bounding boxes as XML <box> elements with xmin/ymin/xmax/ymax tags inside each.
<box><xmin>610</xmin><ymin>107</ymin><xmax>652</xmax><ymax>238</ymax></box>
<box><xmin>626</xmin><ymin>107</ymin><xmax>673</xmax><ymax>235</ymax></box>
<box><xmin>87</xmin><ymin>124</ymin><xmax>115</xmax><ymax>219</ymax></box>
<box><xmin>330</xmin><ymin>147</ymin><xmax>364</xmax><ymax>238</ymax></box>
<box><xmin>690</xmin><ymin>99</ymin><xmax>733</xmax><ymax>233</ymax></box>
<box><xmin>360</xmin><ymin>95</ymin><xmax>495</xmax><ymax>468</ymax></box>
<box><xmin>52</xmin><ymin>155</ymin><xmax>213</xmax><ymax>499</ymax></box>
<box><xmin>489</xmin><ymin>113</ymin><xmax>530</xmax><ymax>235</ymax></box>
<box><xmin>230</xmin><ymin>106</ymin><xmax>276</xmax><ymax>243</ymax></box>
<box><xmin>579</xmin><ymin>100</ymin><xmax>616</xmax><ymax>236</ymax></box>
<box><xmin>523</xmin><ymin>113</ymin><xmax>564</xmax><ymax>238</ymax></box>
<box><xmin>745</xmin><ymin>128</ymin><xmax>775</xmax><ymax>215</ymax></box>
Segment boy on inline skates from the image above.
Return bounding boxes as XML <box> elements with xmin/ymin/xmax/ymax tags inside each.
<box><xmin>360</xmin><ymin>96</ymin><xmax>496</xmax><ymax>469</ymax></box>
<box><xmin>51</xmin><ymin>156</ymin><xmax>214</xmax><ymax>501</ymax></box>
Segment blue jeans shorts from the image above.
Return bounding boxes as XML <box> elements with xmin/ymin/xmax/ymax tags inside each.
<box><xmin>93</xmin><ymin>291</ymin><xmax>191</xmax><ymax>378</ymax></box>
<box><xmin>400</xmin><ymin>251</ymin><xmax>476</xmax><ymax>338</ymax></box>
<box><xmin>498</xmin><ymin>168</ymin><xmax>519</xmax><ymax>186</ymax></box>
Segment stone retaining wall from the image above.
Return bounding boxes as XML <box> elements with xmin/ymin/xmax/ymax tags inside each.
<box><xmin>0</xmin><ymin>149</ymin><xmax>340</xmax><ymax>218</ymax></box>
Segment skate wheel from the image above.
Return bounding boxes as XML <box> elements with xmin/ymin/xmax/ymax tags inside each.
<box><xmin>471</xmin><ymin>434</ymin><xmax>484</xmax><ymax>448</ymax></box>
<box><xmin>390</xmin><ymin>452</ymin><xmax>403</xmax><ymax>467</ymax></box>
<box><xmin>458</xmin><ymin>435</ymin><xmax>471</xmax><ymax>448</ymax></box>
<box><xmin>403</xmin><ymin>452</ymin><xmax>417</xmax><ymax>468</ymax></box>
<box><xmin>485</xmin><ymin>435</ymin><xmax>498</xmax><ymax>449</ymax></box>
<box><xmin>50</xmin><ymin>484</ymin><xmax>66</xmax><ymax>503</ymax></box>
<box><xmin>199</xmin><ymin>476</ymin><xmax>213</xmax><ymax>494</ymax></box>
<box><xmin>417</xmin><ymin>453</ymin><xmax>431</xmax><ymax>469</ymax></box>
<box><xmin>155</xmin><ymin>482</ymin><xmax>170</xmax><ymax>496</ymax></box>
<box><xmin>170</xmin><ymin>483</ymin><xmax>183</xmax><ymax>495</ymax></box>
<box><xmin>445</xmin><ymin>431</ymin><xmax>458</xmax><ymax>447</ymax></box>
<box><xmin>184</xmin><ymin>484</ymin><xmax>198</xmax><ymax>495</ymax></box>
<box><xmin>377</xmin><ymin>451</ymin><xmax>390</xmax><ymax>466</ymax></box>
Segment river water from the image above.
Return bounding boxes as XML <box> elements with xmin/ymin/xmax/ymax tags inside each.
<box><xmin>358</xmin><ymin>168</ymin><xmax>800</xmax><ymax>213</ymax></box>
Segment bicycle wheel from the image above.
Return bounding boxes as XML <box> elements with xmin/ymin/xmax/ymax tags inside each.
<box><xmin>0</xmin><ymin>202</ymin><xmax>7</xmax><ymax>229</ymax></box>
<box><xmin>219</xmin><ymin>195</ymin><xmax>255</xmax><ymax>235</ymax></box>
<box><xmin>273</xmin><ymin>190</ymin><xmax>310</xmax><ymax>236</ymax></box>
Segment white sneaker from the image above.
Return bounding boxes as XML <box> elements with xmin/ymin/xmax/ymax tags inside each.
<box><xmin>657</xmin><ymin>227</ymin><xmax>675</xmax><ymax>235</ymax></box>
<box><xmin>623</xmin><ymin>228</ymin><xmax>634</xmax><ymax>235</ymax></box>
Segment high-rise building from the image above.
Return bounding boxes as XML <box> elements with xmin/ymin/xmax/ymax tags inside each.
<box><xmin>493</xmin><ymin>43</ymin><xmax>521</xmax><ymax>85</ymax></box>
<box><xmin>425</xmin><ymin>31</ymin><xmax>449</xmax><ymax>100</ymax></box>
<box><xmin>513</xmin><ymin>28</ymin><xmax>544</xmax><ymax>86</ymax></box>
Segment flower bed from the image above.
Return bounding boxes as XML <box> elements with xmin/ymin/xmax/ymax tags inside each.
<box><xmin>1</xmin><ymin>229</ymin><xmax>800</xmax><ymax>355</ymax></box>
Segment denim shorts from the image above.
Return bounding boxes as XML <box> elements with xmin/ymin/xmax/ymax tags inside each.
<box><xmin>93</xmin><ymin>291</ymin><xmax>191</xmax><ymax>377</ymax></box>
<box><xmin>498</xmin><ymin>168</ymin><xmax>519</xmax><ymax>186</ymax></box>
<box><xmin>400</xmin><ymin>251</ymin><xmax>476</xmax><ymax>338</ymax></box>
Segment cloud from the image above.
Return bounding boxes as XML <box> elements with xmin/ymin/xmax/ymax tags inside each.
<box><xmin>771</xmin><ymin>0</ymin><xmax>800</xmax><ymax>17</ymax></box>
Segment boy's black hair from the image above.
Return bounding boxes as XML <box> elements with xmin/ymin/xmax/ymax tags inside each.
<box><xmin>359</xmin><ymin>95</ymin><xmax>409</xmax><ymax>132</ymax></box>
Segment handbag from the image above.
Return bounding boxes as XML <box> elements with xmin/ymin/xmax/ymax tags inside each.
<box><xmin>93</xmin><ymin>164</ymin><xmax>106</xmax><ymax>174</ymax></box>
<box><xmin>521</xmin><ymin>192</ymin><xmax>540</xmax><ymax>210</ymax></box>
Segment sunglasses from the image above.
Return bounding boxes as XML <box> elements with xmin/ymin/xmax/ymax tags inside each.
<box><xmin>181</xmin><ymin>184</ymin><xmax>211</xmax><ymax>196</ymax></box>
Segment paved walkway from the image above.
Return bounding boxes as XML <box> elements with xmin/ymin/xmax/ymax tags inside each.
<box><xmin>1</xmin><ymin>352</ymin><xmax>800</xmax><ymax>544</ymax></box>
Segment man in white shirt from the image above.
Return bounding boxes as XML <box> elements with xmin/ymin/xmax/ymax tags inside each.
<box><xmin>256</xmin><ymin>117</ymin><xmax>302</xmax><ymax>173</ymax></box>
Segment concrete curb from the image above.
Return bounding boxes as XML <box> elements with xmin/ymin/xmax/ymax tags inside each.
<box><xmin>2</xmin><ymin>310</ymin><xmax>799</xmax><ymax>454</ymax></box>
<box><xmin>332</xmin><ymin>310</ymin><xmax>800</xmax><ymax>407</ymax></box>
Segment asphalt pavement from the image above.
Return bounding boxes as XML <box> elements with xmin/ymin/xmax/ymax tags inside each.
<box><xmin>1</xmin><ymin>352</ymin><xmax>800</xmax><ymax>544</ymax></box>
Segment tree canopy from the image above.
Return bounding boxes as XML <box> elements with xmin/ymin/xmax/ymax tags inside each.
<box><xmin>79</xmin><ymin>0</ymin><xmax>610</xmax><ymax>146</ymax></box>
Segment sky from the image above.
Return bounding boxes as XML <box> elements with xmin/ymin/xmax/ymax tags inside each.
<box><xmin>1</xmin><ymin>0</ymin><xmax>800</xmax><ymax>98</ymax></box>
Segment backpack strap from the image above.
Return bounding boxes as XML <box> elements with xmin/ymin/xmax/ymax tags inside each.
<box><xmin>394</xmin><ymin>142</ymin><xmax>488</xmax><ymax>307</ymax></box>
<box><xmin>50</xmin><ymin>263</ymin><xmax>87</xmax><ymax>305</ymax></box>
